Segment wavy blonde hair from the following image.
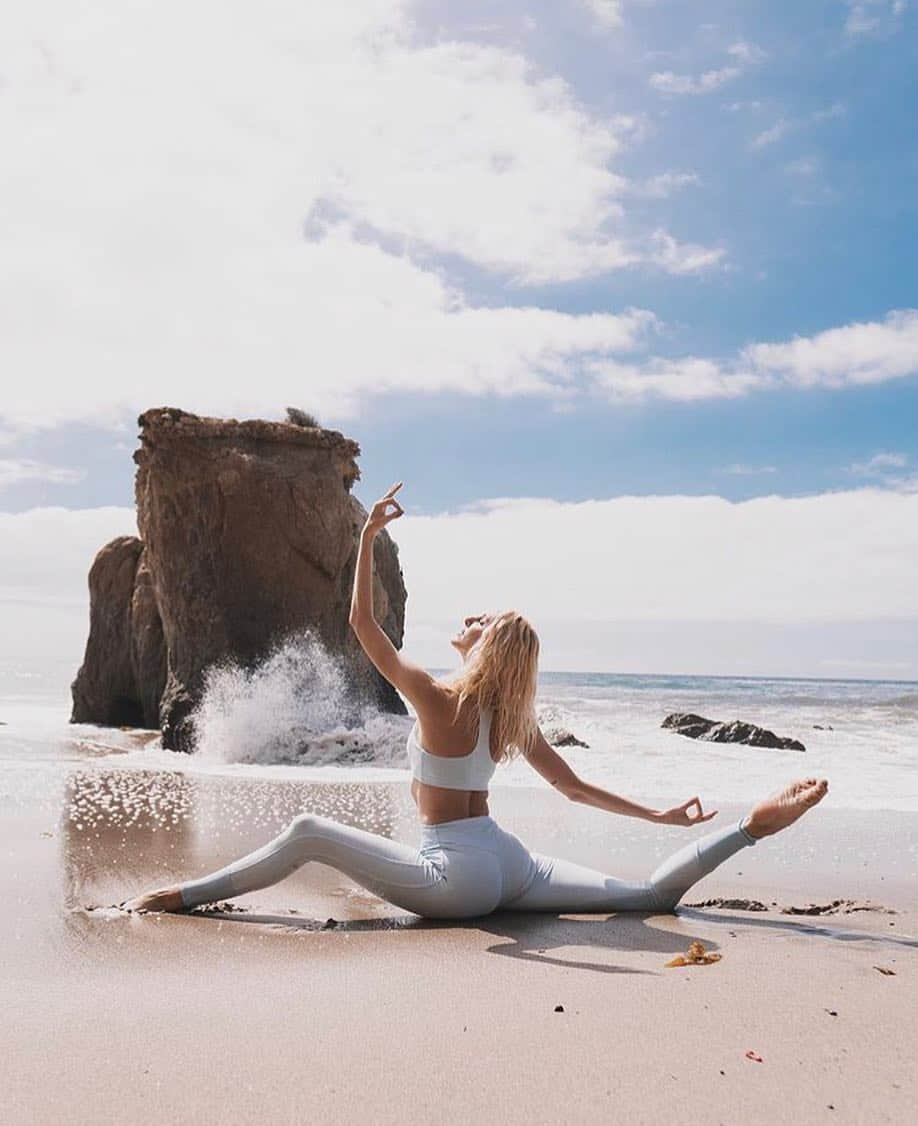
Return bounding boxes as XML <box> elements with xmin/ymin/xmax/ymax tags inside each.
<box><xmin>445</xmin><ymin>609</ymin><xmax>540</xmax><ymax>764</ymax></box>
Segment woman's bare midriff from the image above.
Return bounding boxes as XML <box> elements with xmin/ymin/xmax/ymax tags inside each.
<box><xmin>410</xmin><ymin>776</ymin><xmax>491</xmax><ymax>825</ymax></box>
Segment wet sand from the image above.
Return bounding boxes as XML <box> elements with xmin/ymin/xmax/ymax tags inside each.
<box><xmin>1</xmin><ymin>760</ymin><xmax>916</xmax><ymax>1124</ymax></box>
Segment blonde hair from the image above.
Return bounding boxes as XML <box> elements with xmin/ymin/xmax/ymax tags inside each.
<box><xmin>446</xmin><ymin>609</ymin><xmax>540</xmax><ymax>764</ymax></box>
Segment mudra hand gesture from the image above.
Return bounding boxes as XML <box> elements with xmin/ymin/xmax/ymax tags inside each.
<box><xmin>364</xmin><ymin>481</ymin><xmax>404</xmax><ymax>536</ymax></box>
<box><xmin>657</xmin><ymin>796</ymin><xmax>718</xmax><ymax>827</ymax></box>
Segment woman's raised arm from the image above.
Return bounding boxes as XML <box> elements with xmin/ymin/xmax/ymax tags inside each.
<box><xmin>348</xmin><ymin>482</ymin><xmax>443</xmax><ymax>716</ymax></box>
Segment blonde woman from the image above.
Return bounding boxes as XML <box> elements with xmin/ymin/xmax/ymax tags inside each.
<box><xmin>125</xmin><ymin>482</ymin><xmax>828</xmax><ymax>919</ymax></box>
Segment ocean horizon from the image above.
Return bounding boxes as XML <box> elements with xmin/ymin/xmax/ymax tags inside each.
<box><xmin>4</xmin><ymin>647</ymin><xmax>916</xmax><ymax>813</ymax></box>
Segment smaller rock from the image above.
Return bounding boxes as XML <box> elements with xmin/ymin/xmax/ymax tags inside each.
<box><xmin>543</xmin><ymin>726</ymin><xmax>589</xmax><ymax>748</ymax></box>
<box><xmin>662</xmin><ymin>712</ymin><xmax>805</xmax><ymax>751</ymax></box>
<box><xmin>554</xmin><ymin>1004</ymin><xmax>564</xmax><ymax>1012</ymax></box>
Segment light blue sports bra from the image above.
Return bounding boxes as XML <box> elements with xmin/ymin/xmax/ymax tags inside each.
<box><xmin>407</xmin><ymin>707</ymin><xmax>498</xmax><ymax>790</ymax></box>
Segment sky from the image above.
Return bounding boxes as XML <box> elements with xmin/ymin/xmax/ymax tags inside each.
<box><xmin>2</xmin><ymin>1</ymin><xmax>917</xmax><ymax>681</ymax></box>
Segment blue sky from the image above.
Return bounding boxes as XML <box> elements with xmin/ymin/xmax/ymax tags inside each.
<box><xmin>1</xmin><ymin>1</ymin><xmax>917</xmax><ymax>677</ymax></box>
<box><xmin>2</xmin><ymin>0</ymin><xmax>916</xmax><ymax>512</ymax></box>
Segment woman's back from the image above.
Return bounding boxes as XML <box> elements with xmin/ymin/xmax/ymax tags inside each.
<box><xmin>408</xmin><ymin>690</ymin><xmax>501</xmax><ymax>825</ymax></box>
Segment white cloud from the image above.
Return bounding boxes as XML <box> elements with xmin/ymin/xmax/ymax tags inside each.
<box><xmin>648</xmin><ymin>229</ymin><xmax>727</xmax><ymax>274</ymax></box>
<box><xmin>749</xmin><ymin>119</ymin><xmax>791</xmax><ymax>149</ymax></box>
<box><xmin>580</xmin><ymin>0</ymin><xmax>659</xmax><ymax>30</ymax></box>
<box><xmin>843</xmin><ymin>1</ymin><xmax>909</xmax><ymax>36</ymax></box>
<box><xmin>846</xmin><ymin>452</ymin><xmax>916</xmax><ymax>491</ymax></box>
<box><xmin>649</xmin><ymin>65</ymin><xmax>741</xmax><ymax>96</ymax></box>
<box><xmin>0</xmin><ymin>506</ymin><xmax>137</xmax><ymax>606</ymax></box>
<box><xmin>726</xmin><ymin>99</ymin><xmax>766</xmax><ymax>112</ymax></box>
<box><xmin>5</xmin><ymin>491</ymin><xmax>918</xmax><ymax>678</ymax></box>
<box><xmin>722</xmin><ymin>463</ymin><xmax>777</xmax><ymax>475</ymax></box>
<box><xmin>784</xmin><ymin>156</ymin><xmax>820</xmax><ymax>177</ymax></box>
<box><xmin>583</xmin><ymin>308</ymin><xmax>918</xmax><ymax>403</ymax></box>
<box><xmin>848</xmin><ymin>452</ymin><xmax>908</xmax><ymax>475</ymax></box>
<box><xmin>726</xmin><ymin>40</ymin><xmax>768</xmax><ymax>65</ymax></box>
<box><xmin>743</xmin><ymin>308</ymin><xmax>918</xmax><ymax>387</ymax></box>
<box><xmin>581</xmin><ymin>0</ymin><xmax>626</xmax><ymax>28</ymax></box>
<box><xmin>0</xmin><ymin>459</ymin><xmax>85</xmax><ymax>489</ymax></box>
<box><xmin>587</xmin><ymin>356</ymin><xmax>765</xmax><ymax>401</ymax></box>
<box><xmin>649</xmin><ymin>39</ymin><xmax>764</xmax><ymax>96</ymax></box>
<box><xmin>639</xmin><ymin>171</ymin><xmax>702</xmax><ymax>198</ymax></box>
<box><xmin>750</xmin><ymin>102</ymin><xmax>845</xmax><ymax>150</ymax></box>
<box><xmin>393</xmin><ymin>488</ymin><xmax>918</xmax><ymax>631</ymax></box>
<box><xmin>0</xmin><ymin>1</ymin><xmax>725</xmax><ymax>438</ymax></box>
<box><xmin>2</xmin><ymin>223</ymin><xmax>661</xmax><ymax>428</ymax></box>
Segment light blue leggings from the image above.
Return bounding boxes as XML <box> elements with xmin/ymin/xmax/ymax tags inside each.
<box><xmin>178</xmin><ymin>812</ymin><xmax>758</xmax><ymax>919</ymax></box>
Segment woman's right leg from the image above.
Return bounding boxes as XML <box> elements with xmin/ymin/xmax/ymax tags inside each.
<box><xmin>177</xmin><ymin>812</ymin><xmax>451</xmax><ymax>916</ymax></box>
<box><xmin>499</xmin><ymin>778</ymin><xmax>828</xmax><ymax>915</ymax></box>
<box><xmin>499</xmin><ymin>817</ymin><xmax>757</xmax><ymax>914</ymax></box>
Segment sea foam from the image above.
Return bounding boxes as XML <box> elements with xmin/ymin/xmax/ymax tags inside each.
<box><xmin>189</xmin><ymin>630</ymin><xmax>410</xmax><ymax>768</ymax></box>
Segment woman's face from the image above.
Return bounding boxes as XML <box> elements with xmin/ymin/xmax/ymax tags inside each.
<box><xmin>450</xmin><ymin>612</ymin><xmax>495</xmax><ymax>658</ymax></box>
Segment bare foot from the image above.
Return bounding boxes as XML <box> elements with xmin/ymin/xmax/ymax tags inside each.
<box><xmin>121</xmin><ymin>887</ymin><xmax>185</xmax><ymax>913</ymax></box>
<box><xmin>743</xmin><ymin>777</ymin><xmax>829</xmax><ymax>840</ymax></box>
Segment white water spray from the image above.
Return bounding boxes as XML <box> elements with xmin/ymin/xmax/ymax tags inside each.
<box><xmin>189</xmin><ymin>630</ymin><xmax>411</xmax><ymax>767</ymax></box>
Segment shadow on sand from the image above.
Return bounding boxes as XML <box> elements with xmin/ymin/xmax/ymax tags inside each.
<box><xmin>87</xmin><ymin>898</ymin><xmax>915</xmax><ymax>979</ymax></box>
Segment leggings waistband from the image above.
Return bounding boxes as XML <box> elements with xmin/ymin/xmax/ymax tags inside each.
<box><xmin>419</xmin><ymin>814</ymin><xmax>497</xmax><ymax>845</ymax></box>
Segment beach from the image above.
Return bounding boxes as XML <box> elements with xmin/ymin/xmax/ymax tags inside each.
<box><xmin>2</xmin><ymin>720</ymin><xmax>916</xmax><ymax>1125</ymax></box>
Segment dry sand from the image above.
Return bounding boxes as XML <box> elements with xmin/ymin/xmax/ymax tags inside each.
<box><xmin>1</xmin><ymin>760</ymin><xmax>916</xmax><ymax>1125</ymax></box>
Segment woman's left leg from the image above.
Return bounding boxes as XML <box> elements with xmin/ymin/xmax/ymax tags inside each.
<box><xmin>498</xmin><ymin>817</ymin><xmax>757</xmax><ymax>914</ymax></box>
<box><xmin>176</xmin><ymin>812</ymin><xmax>456</xmax><ymax>917</ymax></box>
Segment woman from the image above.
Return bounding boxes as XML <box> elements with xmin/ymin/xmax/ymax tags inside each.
<box><xmin>125</xmin><ymin>482</ymin><xmax>828</xmax><ymax>918</ymax></box>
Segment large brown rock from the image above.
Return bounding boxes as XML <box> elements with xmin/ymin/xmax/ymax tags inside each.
<box><xmin>71</xmin><ymin>407</ymin><xmax>408</xmax><ymax>749</ymax></box>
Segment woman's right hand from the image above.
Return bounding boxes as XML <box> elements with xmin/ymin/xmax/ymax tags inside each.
<box><xmin>363</xmin><ymin>481</ymin><xmax>404</xmax><ymax>536</ymax></box>
<box><xmin>656</xmin><ymin>796</ymin><xmax>718</xmax><ymax>827</ymax></box>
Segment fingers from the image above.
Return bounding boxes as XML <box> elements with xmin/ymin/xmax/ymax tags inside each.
<box><xmin>368</xmin><ymin>485</ymin><xmax>405</xmax><ymax>528</ymax></box>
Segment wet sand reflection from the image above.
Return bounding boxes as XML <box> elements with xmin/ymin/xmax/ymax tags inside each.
<box><xmin>61</xmin><ymin>769</ymin><xmax>410</xmax><ymax>921</ymax></box>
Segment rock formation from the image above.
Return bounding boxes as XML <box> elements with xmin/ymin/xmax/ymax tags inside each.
<box><xmin>542</xmin><ymin>726</ymin><xmax>589</xmax><ymax>748</ymax></box>
<box><xmin>71</xmin><ymin>407</ymin><xmax>408</xmax><ymax>750</ymax></box>
<box><xmin>662</xmin><ymin>712</ymin><xmax>805</xmax><ymax>751</ymax></box>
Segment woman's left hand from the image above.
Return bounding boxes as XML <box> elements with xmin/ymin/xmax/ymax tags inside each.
<box><xmin>363</xmin><ymin>481</ymin><xmax>404</xmax><ymax>536</ymax></box>
<box><xmin>656</xmin><ymin>796</ymin><xmax>718</xmax><ymax>827</ymax></box>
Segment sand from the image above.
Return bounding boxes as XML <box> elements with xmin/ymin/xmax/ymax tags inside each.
<box><xmin>1</xmin><ymin>756</ymin><xmax>916</xmax><ymax>1125</ymax></box>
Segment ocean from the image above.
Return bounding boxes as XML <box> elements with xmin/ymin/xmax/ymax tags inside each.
<box><xmin>2</xmin><ymin>636</ymin><xmax>917</xmax><ymax>812</ymax></box>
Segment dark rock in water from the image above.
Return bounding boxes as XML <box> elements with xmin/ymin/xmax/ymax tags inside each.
<box><xmin>662</xmin><ymin>712</ymin><xmax>805</xmax><ymax>751</ymax></box>
<box><xmin>813</xmin><ymin>724</ymin><xmax>834</xmax><ymax>731</ymax></box>
<box><xmin>543</xmin><ymin>726</ymin><xmax>589</xmax><ymax>748</ymax></box>
<box><xmin>71</xmin><ymin>407</ymin><xmax>408</xmax><ymax>750</ymax></box>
